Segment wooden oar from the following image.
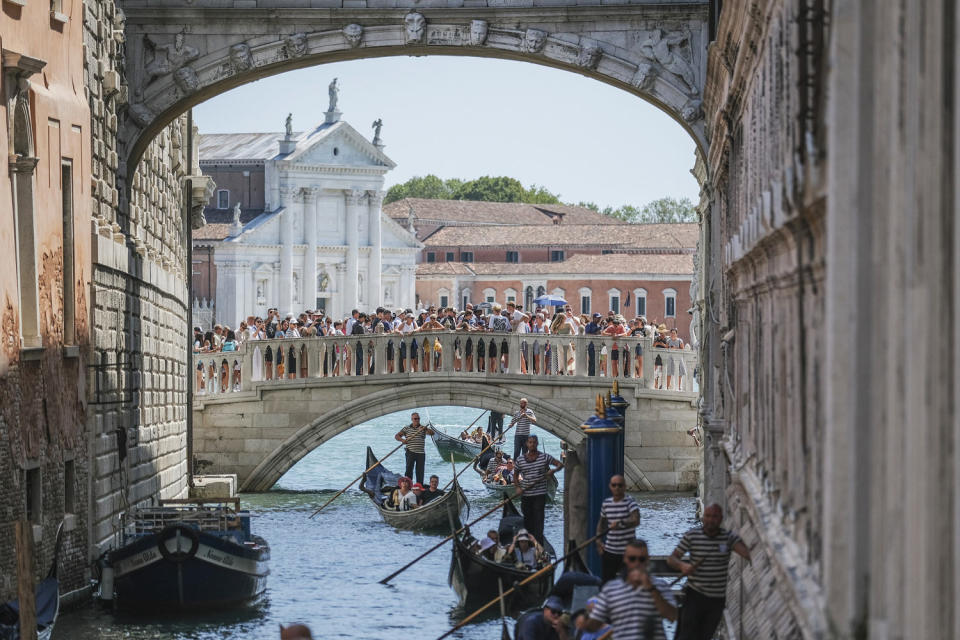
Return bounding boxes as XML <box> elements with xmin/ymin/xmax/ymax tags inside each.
<box><xmin>435</xmin><ymin>528</ymin><xmax>609</xmax><ymax>640</ymax></box>
<box><xmin>309</xmin><ymin>428</ymin><xmax>423</xmax><ymax>518</ymax></box>
<box><xmin>379</xmin><ymin>496</ymin><xmax>513</xmax><ymax>585</ymax></box>
<box><xmin>668</xmin><ymin>558</ymin><xmax>703</xmax><ymax>586</ymax></box>
<box><xmin>596</xmin><ymin>629</ymin><xmax>614</xmax><ymax>640</ymax></box>
<box><xmin>498</xmin><ymin>578</ymin><xmax>511</xmax><ymax>640</ymax></box>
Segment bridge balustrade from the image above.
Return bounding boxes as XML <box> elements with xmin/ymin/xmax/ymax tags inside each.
<box><xmin>191</xmin><ymin>332</ymin><xmax>697</xmax><ymax>396</ymax></box>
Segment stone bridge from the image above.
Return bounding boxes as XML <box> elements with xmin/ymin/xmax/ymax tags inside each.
<box><xmin>192</xmin><ymin>332</ymin><xmax>699</xmax><ymax>492</ymax></box>
<box><xmin>117</xmin><ymin>0</ymin><xmax>709</xmax><ymax>180</ymax></box>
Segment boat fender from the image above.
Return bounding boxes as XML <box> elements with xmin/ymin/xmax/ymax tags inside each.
<box><xmin>157</xmin><ymin>524</ymin><xmax>200</xmax><ymax>563</ymax></box>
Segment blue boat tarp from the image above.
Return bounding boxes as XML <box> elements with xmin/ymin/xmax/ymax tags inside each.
<box><xmin>362</xmin><ymin>447</ymin><xmax>401</xmax><ymax>508</ymax></box>
<box><xmin>0</xmin><ymin>577</ymin><xmax>58</xmax><ymax>639</ymax></box>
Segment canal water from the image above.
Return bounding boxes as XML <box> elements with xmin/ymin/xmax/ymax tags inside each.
<box><xmin>53</xmin><ymin>406</ymin><xmax>697</xmax><ymax>640</ymax></box>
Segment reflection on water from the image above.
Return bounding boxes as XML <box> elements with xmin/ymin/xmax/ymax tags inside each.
<box><xmin>54</xmin><ymin>406</ymin><xmax>697</xmax><ymax>639</ymax></box>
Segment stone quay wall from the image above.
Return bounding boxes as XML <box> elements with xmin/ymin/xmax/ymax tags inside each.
<box><xmin>84</xmin><ymin>0</ymin><xmax>193</xmax><ymax>555</ymax></box>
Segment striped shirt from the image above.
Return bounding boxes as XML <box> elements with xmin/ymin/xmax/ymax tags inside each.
<box><xmin>398</xmin><ymin>424</ymin><xmax>426</xmax><ymax>454</ymax></box>
<box><xmin>511</xmin><ymin>407</ymin><xmax>536</xmax><ymax>437</ymax></box>
<box><xmin>674</xmin><ymin>527</ymin><xmax>742</xmax><ymax>598</ymax></box>
<box><xmin>600</xmin><ymin>496</ymin><xmax>640</xmax><ymax>554</ymax></box>
<box><xmin>514</xmin><ymin>452</ymin><xmax>558</xmax><ymax>496</ymax></box>
<box><xmin>589</xmin><ymin>576</ymin><xmax>674</xmax><ymax>640</ymax></box>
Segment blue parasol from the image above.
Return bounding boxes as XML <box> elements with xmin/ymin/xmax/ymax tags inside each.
<box><xmin>533</xmin><ymin>294</ymin><xmax>568</xmax><ymax>307</ymax></box>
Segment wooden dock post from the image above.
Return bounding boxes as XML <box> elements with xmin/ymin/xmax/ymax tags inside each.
<box><xmin>15</xmin><ymin>519</ymin><xmax>36</xmax><ymax>640</ymax></box>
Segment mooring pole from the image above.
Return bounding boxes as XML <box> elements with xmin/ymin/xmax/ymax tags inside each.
<box><xmin>582</xmin><ymin>395</ymin><xmax>621</xmax><ymax>576</ymax></box>
<box><xmin>15</xmin><ymin>518</ymin><xmax>36</xmax><ymax>640</ymax></box>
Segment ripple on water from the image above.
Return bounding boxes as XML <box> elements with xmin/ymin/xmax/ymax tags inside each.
<box><xmin>54</xmin><ymin>406</ymin><xmax>697</xmax><ymax>640</ymax></box>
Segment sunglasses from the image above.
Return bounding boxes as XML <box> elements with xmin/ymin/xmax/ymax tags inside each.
<box><xmin>610</xmin><ymin>482</ymin><xmax>625</xmax><ymax>487</ymax></box>
<box><xmin>624</xmin><ymin>554</ymin><xmax>648</xmax><ymax>562</ymax></box>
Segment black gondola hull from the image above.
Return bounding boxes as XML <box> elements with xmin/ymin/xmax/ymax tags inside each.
<box><xmin>449</xmin><ymin>536</ymin><xmax>555</xmax><ymax>610</ymax></box>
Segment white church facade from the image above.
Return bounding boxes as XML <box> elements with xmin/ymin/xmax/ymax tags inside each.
<box><xmin>192</xmin><ymin>80</ymin><xmax>421</xmax><ymax>327</ymax></box>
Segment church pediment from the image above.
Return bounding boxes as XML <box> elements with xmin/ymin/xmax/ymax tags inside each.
<box><xmin>281</xmin><ymin>121</ymin><xmax>395</xmax><ymax>169</ymax></box>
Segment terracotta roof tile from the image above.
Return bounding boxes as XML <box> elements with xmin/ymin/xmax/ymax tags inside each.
<box><xmin>416</xmin><ymin>253</ymin><xmax>693</xmax><ymax>277</ymax></box>
<box><xmin>421</xmin><ymin>223</ymin><xmax>698</xmax><ymax>249</ymax></box>
<box><xmin>383</xmin><ymin>198</ymin><xmax>625</xmax><ymax>227</ymax></box>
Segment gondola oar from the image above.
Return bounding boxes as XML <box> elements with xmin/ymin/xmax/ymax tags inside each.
<box><xmin>309</xmin><ymin>427</ymin><xmax>424</xmax><ymax>518</ymax></box>
<box><xmin>498</xmin><ymin>578</ymin><xmax>511</xmax><ymax>640</ymax></box>
<box><xmin>379</xmin><ymin>496</ymin><xmax>513</xmax><ymax>585</ymax></box>
<box><xmin>435</xmin><ymin>528</ymin><xmax>611</xmax><ymax>640</ymax></box>
<box><xmin>668</xmin><ymin>558</ymin><xmax>703</xmax><ymax>586</ymax></box>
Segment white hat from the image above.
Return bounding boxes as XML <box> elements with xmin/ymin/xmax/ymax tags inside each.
<box><xmin>479</xmin><ymin>537</ymin><xmax>496</xmax><ymax>552</ymax></box>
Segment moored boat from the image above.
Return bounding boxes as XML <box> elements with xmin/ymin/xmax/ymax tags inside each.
<box><xmin>361</xmin><ymin>446</ymin><xmax>469</xmax><ymax>531</ymax></box>
<box><xmin>0</xmin><ymin>525</ymin><xmax>61</xmax><ymax>640</ymax></box>
<box><xmin>104</xmin><ymin>498</ymin><xmax>269</xmax><ymax>611</ymax></box>
<box><xmin>479</xmin><ymin>473</ymin><xmax>559</xmax><ymax>503</ymax></box>
<box><xmin>448</xmin><ymin>498</ymin><xmax>556</xmax><ymax>610</ymax></box>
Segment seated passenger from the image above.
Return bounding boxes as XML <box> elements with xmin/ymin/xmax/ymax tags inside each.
<box><xmin>501</xmin><ymin>459</ymin><xmax>515</xmax><ymax>484</ymax></box>
<box><xmin>420</xmin><ymin>475</ymin><xmax>445</xmax><ymax>505</ymax></box>
<box><xmin>411</xmin><ymin>482</ymin><xmax>425</xmax><ymax>505</ymax></box>
<box><xmin>507</xmin><ymin>530</ymin><xmax>538</xmax><ymax>570</ymax></box>
<box><xmin>484</xmin><ymin>450</ymin><xmax>505</xmax><ymax>481</ymax></box>
<box><xmin>460</xmin><ymin>429</ymin><xmax>471</xmax><ymax>441</ymax></box>
<box><xmin>389</xmin><ymin>476</ymin><xmax>418</xmax><ymax>511</ymax></box>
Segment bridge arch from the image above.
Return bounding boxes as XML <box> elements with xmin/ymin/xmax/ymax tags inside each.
<box><xmin>120</xmin><ymin>4</ymin><xmax>709</xmax><ymax>176</ymax></box>
<box><xmin>241</xmin><ymin>380</ymin><xmax>587</xmax><ymax>491</ymax></box>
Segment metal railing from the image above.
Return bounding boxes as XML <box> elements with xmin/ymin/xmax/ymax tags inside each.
<box><xmin>192</xmin><ymin>332</ymin><xmax>697</xmax><ymax>396</ymax></box>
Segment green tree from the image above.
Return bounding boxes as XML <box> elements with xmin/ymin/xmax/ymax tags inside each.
<box><xmin>635</xmin><ymin>196</ymin><xmax>697</xmax><ymax>223</ymax></box>
<box><xmin>453</xmin><ymin>176</ymin><xmax>526</xmax><ymax>202</ymax></box>
<box><xmin>384</xmin><ymin>174</ymin><xmax>457</xmax><ymax>204</ymax></box>
<box><xmin>385</xmin><ymin>174</ymin><xmax>562</xmax><ymax>205</ymax></box>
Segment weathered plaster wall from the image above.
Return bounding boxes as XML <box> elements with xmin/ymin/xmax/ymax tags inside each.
<box><xmin>83</xmin><ymin>0</ymin><xmax>193</xmax><ymax>553</ymax></box>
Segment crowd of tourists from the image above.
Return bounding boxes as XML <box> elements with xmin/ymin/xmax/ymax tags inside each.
<box><xmin>192</xmin><ymin>301</ymin><xmax>691</xmax><ymax>392</ymax></box>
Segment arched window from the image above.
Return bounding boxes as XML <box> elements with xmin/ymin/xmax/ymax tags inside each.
<box><xmin>663</xmin><ymin>288</ymin><xmax>677</xmax><ymax>318</ymax></box>
<box><xmin>524</xmin><ymin>286</ymin><xmax>534</xmax><ymax>311</ymax></box>
<box><xmin>578</xmin><ymin>287</ymin><xmax>592</xmax><ymax>315</ymax></box>
<box><xmin>437</xmin><ymin>287</ymin><xmax>450</xmax><ymax>309</ymax></box>
<box><xmin>551</xmin><ymin>288</ymin><xmax>566</xmax><ymax>302</ymax></box>
<box><xmin>482</xmin><ymin>288</ymin><xmax>497</xmax><ymax>304</ymax></box>
<box><xmin>536</xmin><ymin>285</ymin><xmax>546</xmax><ymax>298</ymax></box>
<box><xmin>607</xmin><ymin>288</ymin><xmax>621</xmax><ymax>314</ymax></box>
<box><xmin>633</xmin><ymin>288</ymin><xmax>647</xmax><ymax>317</ymax></box>
<box><xmin>10</xmin><ymin>85</ymin><xmax>41</xmax><ymax>348</ymax></box>
<box><xmin>461</xmin><ymin>288</ymin><xmax>471</xmax><ymax>310</ymax></box>
<box><xmin>504</xmin><ymin>287</ymin><xmax>517</xmax><ymax>304</ymax></box>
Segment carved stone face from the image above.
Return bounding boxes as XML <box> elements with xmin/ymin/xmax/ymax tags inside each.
<box><xmin>577</xmin><ymin>41</ymin><xmax>602</xmax><ymax>69</ymax></box>
<box><xmin>681</xmin><ymin>99</ymin><xmax>703</xmax><ymax>122</ymax></box>
<box><xmin>285</xmin><ymin>33</ymin><xmax>307</xmax><ymax>58</ymax></box>
<box><xmin>175</xmin><ymin>32</ymin><xmax>185</xmax><ymax>50</ymax></box>
<box><xmin>174</xmin><ymin>66</ymin><xmax>199</xmax><ymax>92</ymax></box>
<box><xmin>470</xmin><ymin>20</ymin><xmax>488</xmax><ymax>46</ymax></box>
<box><xmin>229</xmin><ymin>43</ymin><xmax>252</xmax><ymax>72</ymax></box>
<box><xmin>522</xmin><ymin>28</ymin><xmax>547</xmax><ymax>53</ymax></box>
<box><xmin>404</xmin><ymin>13</ymin><xmax>426</xmax><ymax>44</ymax></box>
<box><xmin>343</xmin><ymin>24</ymin><xmax>364</xmax><ymax>48</ymax></box>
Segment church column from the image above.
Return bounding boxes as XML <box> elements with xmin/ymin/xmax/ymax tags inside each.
<box><xmin>344</xmin><ymin>189</ymin><xmax>362</xmax><ymax>312</ymax></box>
<box><xmin>303</xmin><ymin>188</ymin><xmax>319</xmax><ymax>311</ymax></box>
<box><xmin>367</xmin><ymin>190</ymin><xmax>384</xmax><ymax>308</ymax></box>
<box><xmin>279</xmin><ymin>187</ymin><xmax>295</xmax><ymax>315</ymax></box>
<box><xmin>401</xmin><ymin>264</ymin><xmax>416</xmax><ymax>310</ymax></box>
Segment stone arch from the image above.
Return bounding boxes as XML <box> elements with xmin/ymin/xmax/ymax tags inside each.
<box><xmin>240</xmin><ymin>380</ymin><xmax>587</xmax><ymax>491</ymax></box>
<box><xmin>121</xmin><ymin>7</ymin><xmax>708</xmax><ymax>176</ymax></box>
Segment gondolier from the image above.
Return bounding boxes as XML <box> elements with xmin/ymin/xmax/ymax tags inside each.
<box><xmin>394</xmin><ymin>413</ymin><xmax>434</xmax><ymax>485</ymax></box>
<box><xmin>596</xmin><ymin>474</ymin><xmax>641</xmax><ymax>582</ymax></box>
<box><xmin>509</xmin><ymin>398</ymin><xmax>537</xmax><ymax>460</ymax></box>
<box><xmin>667</xmin><ymin>504</ymin><xmax>751</xmax><ymax>640</ymax></box>
<box><xmin>514</xmin><ymin>434</ymin><xmax>563</xmax><ymax>546</ymax></box>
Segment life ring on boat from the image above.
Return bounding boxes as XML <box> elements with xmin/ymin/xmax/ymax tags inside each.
<box><xmin>157</xmin><ymin>524</ymin><xmax>200</xmax><ymax>563</ymax></box>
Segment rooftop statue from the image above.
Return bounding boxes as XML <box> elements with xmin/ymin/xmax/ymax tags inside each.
<box><xmin>328</xmin><ymin>78</ymin><xmax>339</xmax><ymax>113</ymax></box>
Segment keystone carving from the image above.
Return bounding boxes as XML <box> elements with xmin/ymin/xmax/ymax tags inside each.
<box><xmin>522</xmin><ymin>29</ymin><xmax>547</xmax><ymax>54</ymax></box>
<box><xmin>143</xmin><ymin>32</ymin><xmax>199</xmax><ymax>84</ymax></box>
<box><xmin>470</xmin><ymin>20</ymin><xmax>488</xmax><ymax>46</ymax></box>
<box><xmin>343</xmin><ymin>24</ymin><xmax>364</xmax><ymax>48</ymax></box>
<box><xmin>681</xmin><ymin>98</ymin><xmax>703</xmax><ymax>122</ymax></box>
<box><xmin>173</xmin><ymin>66</ymin><xmax>199</xmax><ymax>93</ymax></box>
<box><xmin>126</xmin><ymin>102</ymin><xmax>154</xmax><ymax>128</ymax></box>
<box><xmin>284</xmin><ymin>32</ymin><xmax>308</xmax><ymax>58</ymax></box>
<box><xmin>639</xmin><ymin>29</ymin><xmax>698</xmax><ymax>95</ymax></box>
<box><xmin>577</xmin><ymin>40</ymin><xmax>602</xmax><ymax>69</ymax></box>
<box><xmin>404</xmin><ymin>13</ymin><xmax>426</xmax><ymax>45</ymax></box>
<box><xmin>229</xmin><ymin>43</ymin><xmax>253</xmax><ymax>73</ymax></box>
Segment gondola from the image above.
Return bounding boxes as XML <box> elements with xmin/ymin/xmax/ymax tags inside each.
<box><xmin>448</xmin><ymin>497</ymin><xmax>557</xmax><ymax>610</ymax></box>
<box><xmin>361</xmin><ymin>446</ymin><xmax>468</xmax><ymax>531</ymax></box>
<box><xmin>479</xmin><ymin>473</ymin><xmax>559</xmax><ymax>502</ymax></box>
<box><xmin>431</xmin><ymin>428</ymin><xmax>501</xmax><ymax>462</ymax></box>
<box><xmin>0</xmin><ymin>525</ymin><xmax>62</xmax><ymax>640</ymax></box>
<box><xmin>103</xmin><ymin>498</ymin><xmax>270</xmax><ymax>611</ymax></box>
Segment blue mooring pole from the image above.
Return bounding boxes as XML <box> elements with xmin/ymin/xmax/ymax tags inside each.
<box><xmin>608</xmin><ymin>380</ymin><xmax>629</xmax><ymax>479</ymax></box>
<box><xmin>582</xmin><ymin>393</ymin><xmax>622</xmax><ymax>576</ymax></box>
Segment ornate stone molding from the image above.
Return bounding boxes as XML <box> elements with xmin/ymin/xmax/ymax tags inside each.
<box><xmin>404</xmin><ymin>13</ymin><xmax>426</xmax><ymax>45</ymax></box>
<box><xmin>345</xmin><ymin>188</ymin><xmax>366</xmax><ymax>206</ymax></box>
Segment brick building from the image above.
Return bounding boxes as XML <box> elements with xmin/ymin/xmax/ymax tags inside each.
<box><xmin>1</xmin><ymin>0</ymin><xmax>93</xmax><ymax>600</ymax></box>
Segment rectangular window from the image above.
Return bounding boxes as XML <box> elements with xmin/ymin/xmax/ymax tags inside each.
<box><xmin>64</xmin><ymin>459</ymin><xmax>75</xmax><ymax>514</ymax></box>
<box><xmin>462</xmin><ymin>295</ymin><xmax>469</xmax><ymax>309</ymax></box>
<box><xmin>581</xmin><ymin>296</ymin><xmax>591</xmax><ymax>315</ymax></box>
<box><xmin>507</xmin><ymin>295</ymin><xmax>516</xmax><ymax>303</ymax></box>
<box><xmin>601</xmin><ymin>249</ymin><xmax>615</xmax><ymax>255</ymax></box>
<box><xmin>217</xmin><ymin>189</ymin><xmax>229</xmax><ymax>209</ymax></box>
<box><xmin>550</xmin><ymin>250</ymin><xmax>564</xmax><ymax>262</ymax></box>
<box><xmin>665</xmin><ymin>296</ymin><xmax>676</xmax><ymax>317</ymax></box>
<box><xmin>26</xmin><ymin>467</ymin><xmax>41</xmax><ymax>523</ymax></box>
<box><xmin>506</xmin><ymin>251</ymin><xmax>519</xmax><ymax>263</ymax></box>
<box><xmin>637</xmin><ymin>297</ymin><xmax>646</xmax><ymax>317</ymax></box>
<box><xmin>610</xmin><ymin>296</ymin><xmax>620</xmax><ymax>314</ymax></box>
<box><xmin>461</xmin><ymin>252</ymin><xmax>474</xmax><ymax>263</ymax></box>
<box><xmin>486</xmin><ymin>295</ymin><xmax>495</xmax><ymax>303</ymax></box>
<box><xmin>61</xmin><ymin>161</ymin><xmax>75</xmax><ymax>345</ymax></box>
<box><xmin>440</xmin><ymin>295</ymin><xmax>449</xmax><ymax>308</ymax></box>
<box><xmin>445</xmin><ymin>252</ymin><xmax>455</xmax><ymax>262</ymax></box>
<box><xmin>426</xmin><ymin>252</ymin><xmax>436</xmax><ymax>263</ymax></box>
